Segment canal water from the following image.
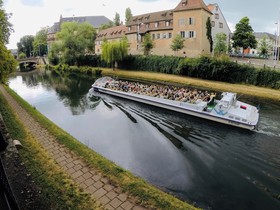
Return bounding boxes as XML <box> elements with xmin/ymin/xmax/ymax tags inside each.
<box><xmin>8</xmin><ymin>70</ymin><xmax>280</xmax><ymax>210</ymax></box>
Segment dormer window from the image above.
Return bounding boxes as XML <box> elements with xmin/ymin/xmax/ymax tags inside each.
<box><xmin>182</xmin><ymin>0</ymin><xmax>188</xmax><ymax>7</ymax></box>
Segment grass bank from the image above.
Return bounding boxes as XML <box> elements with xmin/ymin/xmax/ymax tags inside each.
<box><xmin>0</xmin><ymin>89</ymin><xmax>103</xmax><ymax>209</ymax></box>
<box><xmin>3</xmin><ymin>85</ymin><xmax>198</xmax><ymax>210</ymax></box>
<box><xmin>100</xmin><ymin>68</ymin><xmax>280</xmax><ymax>102</ymax></box>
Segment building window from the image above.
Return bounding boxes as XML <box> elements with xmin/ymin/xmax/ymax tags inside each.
<box><xmin>155</xmin><ymin>22</ymin><xmax>159</xmax><ymax>28</ymax></box>
<box><xmin>157</xmin><ymin>33</ymin><xmax>160</xmax><ymax>39</ymax></box>
<box><xmin>152</xmin><ymin>34</ymin><xmax>155</xmax><ymax>39</ymax></box>
<box><xmin>179</xmin><ymin>18</ymin><xmax>185</xmax><ymax>26</ymax></box>
<box><xmin>146</xmin><ymin>23</ymin><xmax>149</xmax><ymax>29</ymax></box>
<box><xmin>128</xmin><ymin>26</ymin><xmax>131</xmax><ymax>31</ymax></box>
<box><xmin>211</xmin><ymin>21</ymin><xmax>215</xmax><ymax>27</ymax></box>
<box><xmin>215</xmin><ymin>13</ymin><xmax>219</xmax><ymax>19</ymax></box>
<box><xmin>166</xmin><ymin>21</ymin><xmax>170</xmax><ymax>26</ymax></box>
<box><xmin>189</xmin><ymin>17</ymin><xmax>195</xmax><ymax>25</ymax></box>
<box><xmin>189</xmin><ymin>31</ymin><xmax>196</xmax><ymax>38</ymax></box>
<box><xmin>180</xmin><ymin>31</ymin><xmax>185</xmax><ymax>38</ymax></box>
<box><xmin>219</xmin><ymin>22</ymin><xmax>223</xmax><ymax>28</ymax></box>
<box><xmin>162</xmin><ymin>33</ymin><xmax>167</xmax><ymax>39</ymax></box>
<box><xmin>168</xmin><ymin>33</ymin><xmax>172</xmax><ymax>38</ymax></box>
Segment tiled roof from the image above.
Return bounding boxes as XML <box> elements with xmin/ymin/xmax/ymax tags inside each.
<box><xmin>61</xmin><ymin>16</ymin><xmax>111</xmax><ymax>28</ymax></box>
<box><xmin>48</xmin><ymin>15</ymin><xmax>111</xmax><ymax>34</ymax></box>
<box><xmin>207</xmin><ymin>4</ymin><xmax>216</xmax><ymax>11</ymax></box>
<box><xmin>174</xmin><ymin>0</ymin><xmax>212</xmax><ymax>13</ymax></box>
<box><xmin>96</xmin><ymin>25</ymin><xmax>127</xmax><ymax>41</ymax></box>
<box><xmin>126</xmin><ymin>9</ymin><xmax>173</xmax><ymax>26</ymax></box>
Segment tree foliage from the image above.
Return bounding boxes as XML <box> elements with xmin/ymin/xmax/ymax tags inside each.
<box><xmin>142</xmin><ymin>34</ymin><xmax>154</xmax><ymax>55</ymax></box>
<box><xmin>99</xmin><ymin>21</ymin><xmax>114</xmax><ymax>30</ymax></box>
<box><xmin>232</xmin><ymin>17</ymin><xmax>257</xmax><ymax>54</ymax></box>
<box><xmin>0</xmin><ymin>43</ymin><xmax>17</xmax><ymax>83</ymax></box>
<box><xmin>170</xmin><ymin>34</ymin><xmax>184</xmax><ymax>54</ymax></box>
<box><xmin>125</xmin><ymin>7</ymin><xmax>133</xmax><ymax>24</ymax></box>
<box><xmin>33</xmin><ymin>27</ymin><xmax>48</xmax><ymax>56</ymax></box>
<box><xmin>0</xmin><ymin>0</ymin><xmax>13</xmax><ymax>44</ymax></box>
<box><xmin>0</xmin><ymin>0</ymin><xmax>17</xmax><ymax>83</ymax></box>
<box><xmin>17</xmin><ymin>35</ymin><xmax>34</xmax><ymax>57</ymax></box>
<box><xmin>257</xmin><ymin>35</ymin><xmax>272</xmax><ymax>58</ymax></box>
<box><xmin>214</xmin><ymin>33</ymin><xmax>227</xmax><ymax>56</ymax></box>
<box><xmin>49</xmin><ymin>22</ymin><xmax>96</xmax><ymax>65</ymax></box>
<box><xmin>101</xmin><ymin>37</ymin><xmax>129</xmax><ymax>69</ymax></box>
<box><xmin>114</xmin><ymin>12</ymin><xmax>121</xmax><ymax>26</ymax></box>
<box><xmin>206</xmin><ymin>17</ymin><xmax>213</xmax><ymax>53</ymax></box>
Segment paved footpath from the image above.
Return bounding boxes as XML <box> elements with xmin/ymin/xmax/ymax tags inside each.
<box><xmin>0</xmin><ymin>85</ymin><xmax>148</xmax><ymax>210</ymax></box>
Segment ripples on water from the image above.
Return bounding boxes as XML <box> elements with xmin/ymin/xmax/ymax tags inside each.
<box><xmin>89</xmin><ymin>91</ymin><xmax>280</xmax><ymax>210</ymax></box>
<box><xmin>8</xmin><ymin>73</ymin><xmax>280</xmax><ymax>210</ymax></box>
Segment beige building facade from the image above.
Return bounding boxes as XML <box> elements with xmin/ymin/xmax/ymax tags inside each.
<box><xmin>95</xmin><ymin>0</ymin><xmax>212</xmax><ymax>57</ymax></box>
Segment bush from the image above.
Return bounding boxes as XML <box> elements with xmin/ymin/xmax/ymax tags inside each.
<box><xmin>119</xmin><ymin>55</ymin><xmax>183</xmax><ymax>74</ymax></box>
<box><xmin>45</xmin><ymin>54</ymin><xmax>280</xmax><ymax>89</ymax></box>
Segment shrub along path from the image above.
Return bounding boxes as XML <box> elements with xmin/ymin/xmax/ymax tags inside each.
<box><xmin>0</xmin><ymin>84</ymin><xmax>147</xmax><ymax>210</ymax></box>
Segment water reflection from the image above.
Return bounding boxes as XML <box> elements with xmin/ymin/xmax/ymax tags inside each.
<box><xmin>8</xmin><ymin>70</ymin><xmax>280</xmax><ymax>210</ymax></box>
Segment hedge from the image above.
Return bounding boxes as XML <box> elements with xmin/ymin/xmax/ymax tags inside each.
<box><xmin>48</xmin><ymin>54</ymin><xmax>280</xmax><ymax>89</ymax></box>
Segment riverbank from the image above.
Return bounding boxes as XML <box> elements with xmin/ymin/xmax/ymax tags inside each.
<box><xmin>0</xmin><ymin>84</ymin><xmax>198</xmax><ymax>209</ymax></box>
<box><xmin>100</xmin><ymin>68</ymin><xmax>280</xmax><ymax>102</ymax></box>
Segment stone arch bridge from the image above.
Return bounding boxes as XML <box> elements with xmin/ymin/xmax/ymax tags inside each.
<box><xmin>17</xmin><ymin>57</ymin><xmax>47</xmax><ymax>71</ymax></box>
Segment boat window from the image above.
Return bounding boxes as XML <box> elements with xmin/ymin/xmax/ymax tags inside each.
<box><xmin>220</xmin><ymin>100</ymin><xmax>229</xmax><ymax>108</ymax></box>
<box><xmin>229</xmin><ymin>115</ymin><xmax>234</xmax><ymax>119</ymax></box>
<box><xmin>235</xmin><ymin>117</ymin><xmax>241</xmax><ymax>121</ymax></box>
<box><xmin>242</xmin><ymin>119</ymin><xmax>247</xmax><ymax>122</ymax></box>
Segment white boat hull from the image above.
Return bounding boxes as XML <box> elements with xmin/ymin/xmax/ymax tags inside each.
<box><xmin>92</xmin><ymin>86</ymin><xmax>257</xmax><ymax>130</ymax></box>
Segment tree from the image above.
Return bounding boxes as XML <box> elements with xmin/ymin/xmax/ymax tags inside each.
<box><xmin>142</xmin><ymin>34</ymin><xmax>154</xmax><ymax>55</ymax></box>
<box><xmin>170</xmin><ymin>34</ymin><xmax>184</xmax><ymax>55</ymax></box>
<box><xmin>99</xmin><ymin>21</ymin><xmax>114</xmax><ymax>30</ymax></box>
<box><xmin>257</xmin><ymin>35</ymin><xmax>272</xmax><ymax>58</ymax></box>
<box><xmin>0</xmin><ymin>44</ymin><xmax>17</xmax><ymax>83</ymax></box>
<box><xmin>17</xmin><ymin>35</ymin><xmax>34</xmax><ymax>57</ymax></box>
<box><xmin>0</xmin><ymin>0</ymin><xmax>13</xmax><ymax>44</ymax></box>
<box><xmin>114</xmin><ymin>12</ymin><xmax>121</xmax><ymax>26</ymax></box>
<box><xmin>125</xmin><ymin>8</ymin><xmax>133</xmax><ymax>24</ymax></box>
<box><xmin>0</xmin><ymin>0</ymin><xmax>17</xmax><ymax>83</ymax></box>
<box><xmin>101</xmin><ymin>37</ymin><xmax>129</xmax><ymax>70</ymax></box>
<box><xmin>50</xmin><ymin>22</ymin><xmax>96</xmax><ymax>65</ymax></box>
<box><xmin>33</xmin><ymin>27</ymin><xmax>48</xmax><ymax>56</ymax></box>
<box><xmin>214</xmin><ymin>33</ymin><xmax>227</xmax><ymax>56</ymax></box>
<box><xmin>232</xmin><ymin>17</ymin><xmax>257</xmax><ymax>55</ymax></box>
<box><xmin>206</xmin><ymin>17</ymin><xmax>213</xmax><ymax>53</ymax></box>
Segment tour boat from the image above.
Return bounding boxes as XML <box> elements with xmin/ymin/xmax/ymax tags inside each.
<box><xmin>91</xmin><ymin>77</ymin><xmax>259</xmax><ymax>130</ymax></box>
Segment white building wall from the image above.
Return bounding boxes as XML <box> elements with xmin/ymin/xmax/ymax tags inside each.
<box><xmin>209</xmin><ymin>4</ymin><xmax>231</xmax><ymax>49</ymax></box>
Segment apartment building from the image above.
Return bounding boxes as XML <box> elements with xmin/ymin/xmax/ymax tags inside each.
<box><xmin>96</xmin><ymin>0</ymin><xmax>213</xmax><ymax>57</ymax></box>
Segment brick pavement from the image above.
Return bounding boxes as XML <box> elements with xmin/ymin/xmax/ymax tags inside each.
<box><xmin>0</xmin><ymin>85</ymin><xmax>147</xmax><ymax>210</ymax></box>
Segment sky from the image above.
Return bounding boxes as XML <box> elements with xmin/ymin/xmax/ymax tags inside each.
<box><xmin>3</xmin><ymin>0</ymin><xmax>280</xmax><ymax>49</ymax></box>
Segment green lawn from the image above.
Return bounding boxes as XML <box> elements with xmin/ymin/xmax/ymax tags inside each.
<box><xmin>100</xmin><ymin>68</ymin><xmax>280</xmax><ymax>102</ymax></box>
